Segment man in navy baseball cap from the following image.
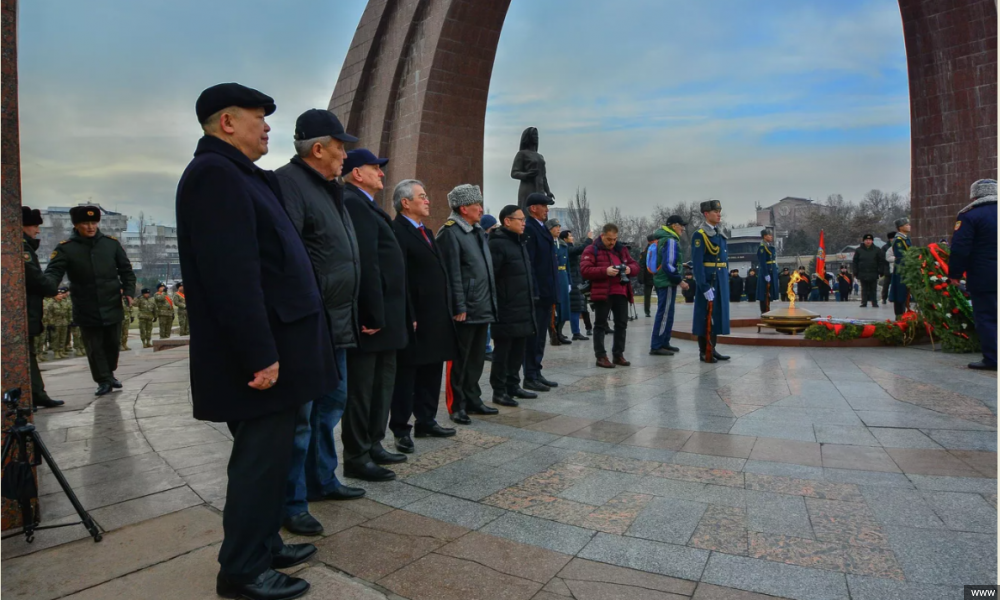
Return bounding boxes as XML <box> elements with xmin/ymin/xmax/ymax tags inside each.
<box><xmin>342</xmin><ymin>149</ymin><xmax>389</xmax><ymax>178</ymax></box>
<box><xmin>294</xmin><ymin>109</ymin><xmax>358</xmax><ymax>143</ymax></box>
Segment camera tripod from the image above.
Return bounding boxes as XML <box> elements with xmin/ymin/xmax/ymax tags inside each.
<box><xmin>1</xmin><ymin>388</ymin><xmax>102</xmax><ymax>543</ymax></box>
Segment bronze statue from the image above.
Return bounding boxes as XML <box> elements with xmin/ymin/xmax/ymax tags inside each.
<box><xmin>511</xmin><ymin>126</ymin><xmax>555</xmax><ymax>208</ymax></box>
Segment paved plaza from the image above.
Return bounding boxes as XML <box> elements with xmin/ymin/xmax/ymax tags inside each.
<box><xmin>2</xmin><ymin>305</ymin><xmax>996</xmax><ymax>600</ymax></box>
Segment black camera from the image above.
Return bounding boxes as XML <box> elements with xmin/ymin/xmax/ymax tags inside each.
<box><xmin>613</xmin><ymin>264</ymin><xmax>630</xmax><ymax>285</ymax></box>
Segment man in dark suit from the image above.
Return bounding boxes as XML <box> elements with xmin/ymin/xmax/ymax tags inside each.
<box><xmin>522</xmin><ymin>192</ymin><xmax>560</xmax><ymax>391</ymax></box>
<box><xmin>341</xmin><ymin>149</ymin><xmax>409</xmax><ymax>481</ymax></box>
<box><xmin>177</xmin><ymin>83</ymin><xmax>338</xmax><ymax>600</ymax></box>
<box><xmin>389</xmin><ymin>179</ymin><xmax>459</xmax><ymax>453</ymax></box>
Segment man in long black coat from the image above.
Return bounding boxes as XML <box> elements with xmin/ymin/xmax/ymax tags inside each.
<box><xmin>23</xmin><ymin>207</ymin><xmax>63</xmax><ymax>408</ymax></box>
<box><xmin>523</xmin><ymin>193</ymin><xmax>560</xmax><ymax>391</ymax></box>
<box><xmin>176</xmin><ymin>84</ymin><xmax>338</xmax><ymax>599</ymax></box>
<box><xmin>340</xmin><ymin>149</ymin><xmax>410</xmax><ymax>481</ymax></box>
<box><xmin>388</xmin><ymin>179</ymin><xmax>458</xmax><ymax>453</ymax></box>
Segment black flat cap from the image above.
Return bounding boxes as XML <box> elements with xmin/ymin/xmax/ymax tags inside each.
<box><xmin>294</xmin><ymin>109</ymin><xmax>357</xmax><ymax>143</ymax></box>
<box><xmin>666</xmin><ymin>215</ymin><xmax>687</xmax><ymax>226</ymax></box>
<box><xmin>863</xmin><ymin>233</ymin><xmax>874</xmax><ymax>240</ymax></box>
<box><xmin>196</xmin><ymin>83</ymin><xmax>275</xmax><ymax>124</ymax></box>
<box><xmin>700</xmin><ymin>199</ymin><xmax>722</xmax><ymax>213</ymax></box>
<box><xmin>525</xmin><ymin>192</ymin><xmax>554</xmax><ymax>207</ymax></box>
<box><xmin>70</xmin><ymin>205</ymin><xmax>101</xmax><ymax>225</ymax></box>
<box><xmin>22</xmin><ymin>206</ymin><xmax>43</xmax><ymax>226</ymax></box>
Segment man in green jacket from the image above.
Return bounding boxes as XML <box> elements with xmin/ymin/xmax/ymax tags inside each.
<box><xmin>136</xmin><ymin>288</ymin><xmax>157</xmax><ymax>348</ymax></box>
<box><xmin>44</xmin><ymin>205</ymin><xmax>137</xmax><ymax>396</ymax></box>
<box><xmin>648</xmin><ymin>215</ymin><xmax>689</xmax><ymax>356</ymax></box>
<box><xmin>22</xmin><ymin>207</ymin><xmax>64</xmax><ymax>408</ymax></box>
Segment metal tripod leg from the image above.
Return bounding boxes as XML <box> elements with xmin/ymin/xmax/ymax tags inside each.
<box><xmin>31</xmin><ymin>430</ymin><xmax>102</xmax><ymax>542</ymax></box>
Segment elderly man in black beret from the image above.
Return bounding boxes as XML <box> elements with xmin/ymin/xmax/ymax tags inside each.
<box><xmin>44</xmin><ymin>205</ymin><xmax>136</xmax><ymax>396</ymax></box>
<box><xmin>177</xmin><ymin>83</ymin><xmax>338</xmax><ymax>600</ymax></box>
<box><xmin>23</xmin><ymin>207</ymin><xmax>63</xmax><ymax>408</ymax></box>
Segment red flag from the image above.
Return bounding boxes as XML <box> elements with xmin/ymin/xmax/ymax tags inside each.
<box><xmin>815</xmin><ymin>230</ymin><xmax>826</xmax><ymax>278</ymax></box>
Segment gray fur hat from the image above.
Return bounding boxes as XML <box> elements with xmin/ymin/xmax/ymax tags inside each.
<box><xmin>546</xmin><ymin>218</ymin><xmax>561</xmax><ymax>230</ymax></box>
<box><xmin>894</xmin><ymin>217</ymin><xmax>910</xmax><ymax>229</ymax></box>
<box><xmin>970</xmin><ymin>179</ymin><xmax>997</xmax><ymax>201</ymax></box>
<box><xmin>447</xmin><ymin>184</ymin><xmax>483</xmax><ymax>209</ymax></box>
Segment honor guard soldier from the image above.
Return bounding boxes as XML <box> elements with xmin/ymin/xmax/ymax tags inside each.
<box><xmin>691</xmin><ymin>199</ymin><xmax>731</xmax><ymax>363</ymax></box>
<box><xmin>43</xmin><ymin>205</ymin><xmax>136</xmax><ymax>396</ymax></box>
<box><xmin>154</xmin><ymin>283</ymin><xmax>175</xmax><ymax>338</ymax></box>
<box><xmin>949</xmin><ymin>179</ymin><xmax>997</xmax><ymax>370</ymax></box>
<box><xmin>136</xmin><ymin>288</ymin><xmax>157</xmax><ymax>348</ymax></box>
<box><xmin>889</xmin><ymin>217</ymin><xmax>912</xmax><ymax>318</ymax></box>
<box><xmin>757</xmin><ymin>228</ymin><xmax>779</xmax><ymax>314</ymax></box>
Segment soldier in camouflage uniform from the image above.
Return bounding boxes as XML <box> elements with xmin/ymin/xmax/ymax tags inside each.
<box><xmin>172</xmin><ymin>282</ymin><xmax>188</xmax><ymax>336</ymax></box>
<box><xmin>37</xmin><ymin>297</ymin><xmax>53</xmax><ymax>361</ymax></box>
<box><xmin>136</xmin><ymin>288</ymin><xmax>157</xmax><ymax>348</ymax></box>
<box><xmin>121</xmin><ymin>291</ymin><xmax>134</xmax><ymax>350</ymax></box>
<box><xmin>47</xmin><ymin>288</ymin><xmax>73</xmax><ymax>359</ymax></box>
<box><xmin>154</xmin><ymin>283</ymin><xmax>175</xmax><ymax>339</ymax></box>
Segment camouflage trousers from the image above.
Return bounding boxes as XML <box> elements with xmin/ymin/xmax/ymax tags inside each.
<box><xmin>121</xmin><ymin>318</ymin><xmax>131</xmax><ymax>349</ymax></box>
<box><xmin>158</xmin><ymin>314</ymin><xmax>174</xmax><ymax>339</ymax></box>
<box><xmin>72</xmin><ymin>326</ymin><xmax>86</xmax><ymax>356</ymax></box>
<box><xmin>34</xmin><ymin>334</ymin><xmax>48</xmax><ymax>361</ymax></box>
<box><xmin>139</xmin><ymin>318</ymin><xmax>154</xmax><ymax>347</ymax></box>
<box><xmin>50</xmin><ymin>325</ymin><xmax>70</xmax><ymax>357</ymax></box>
<box><xmin>178</xmin><ymin>311</ymin><xmax>189</xmax><ymax>336</ymax></box>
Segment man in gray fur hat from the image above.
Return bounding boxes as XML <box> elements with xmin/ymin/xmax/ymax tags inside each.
<box><xmin>436</xmin><ymin>184</ymin><xmax>500</xmax><ymax>424</ymax></box>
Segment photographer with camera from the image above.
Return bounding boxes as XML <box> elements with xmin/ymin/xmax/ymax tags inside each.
<box><xmin>580</xmin><ymin>223</ymin><xmax>639</xmax><ymax>368</ymax></box>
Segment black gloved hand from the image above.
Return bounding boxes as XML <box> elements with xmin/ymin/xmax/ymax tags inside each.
<box><xmin>130</xmin><ymin>317</ymin><xmax>135</xmax><ymax>323</ymax></box>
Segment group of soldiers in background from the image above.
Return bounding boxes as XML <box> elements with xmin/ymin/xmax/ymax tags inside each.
<box><xmin>132</xmin><ymin>282</ymin><xmax>188</xmax><ymax>348</ymax></box>
<box><xmin>36</xmin><ymin>288</ymin><xmax>85</xmax><ymax>361</ymax></box>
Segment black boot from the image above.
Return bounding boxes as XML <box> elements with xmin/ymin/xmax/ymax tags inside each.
<box><xmin>217</xmin><ymin>569</ymin><xmax>310</xmax><ymax>600</ymax></box>
<box><xmin>698</xmin><ymin>337</ymin><xmax>717</xmax><ymax>363</ymax></box>
<box><xmin>711</xmin><ymin>335</ymin><xmax>730</xmax><ymax>360</ymax></box>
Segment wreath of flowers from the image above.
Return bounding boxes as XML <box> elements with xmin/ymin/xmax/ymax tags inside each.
<box><xmin>899</xmin><ymin>242</ymin><xmax>980</xmax><ymax>353</ymax></box>
<box><xmin>803</xmin><ymin>312</ymin><xmax>922</xmax><ymax>345</ymax></box>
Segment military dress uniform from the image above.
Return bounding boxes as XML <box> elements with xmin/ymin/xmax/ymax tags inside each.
<box><xmin>691</xmin><ymin>200</ymin><xmax>731</xmax><ymax>363</ymax></box>
<box><xmin>121</xmin><ymin>295</ymin><xmax>133</xmax><ymax>350</ymax></box>
<box><xmin>756</xmin><ymin>232</ymin><xmax>780</xmax><ymax>314</ymax></box>
<box><xmin>173</xmin><ymin>288</ymin><xmax>188</xmax><ymax>336</ymax></box>
<box><xmin>47</xmin><ymin>294</ymin><xmax>73</xmax><ymax>358</ymax></box>
<box><xmin>888</xmin><ymin>218</ymin><xmax>912</xmax><ymax>318</ymax></box>
<box><xmin>154</xmin><ymin>288</ymin><xmax>175</xmax><ymax>338</ymax></box>
<box><xmin>136</xmin><ymin>292</ymin><xmax>157</xmax><ymax>348</ymax></box>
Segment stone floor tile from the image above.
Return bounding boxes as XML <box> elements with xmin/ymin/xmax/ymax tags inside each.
<box><xmin>404</xmin><ymin>493</ymin><xmax>507</xmax><ymax>530</ymax></box>
<box><xmin>680</xmin><ymin>431</ymin><xmax>757</xmax><ymax>459</ymax></box>
<box><xmin>743</xmin><ymin>460</ymin><xmax>825</xmax><ymax>480</ymax></box>
<box><xmin>746</xmin><ymin>491</ymin><xmax>813</xmax><ymax>538</ymax></box>
<box><xmin>558</xmin><ymin>557</ymin><xmax>697</xmax><ymax>596</ymax></box>
<box><xmin>489</xmin><ymin>409</ymin><xmax>561</xmax><ymax>428</ymax></box>
<box><xmin>919</xmin><ymin>490</ymin><xmax>997</xmax><ymax>532</ymax></box>
<box><xmin>621</xmin><ymin>426</ymin><xmax>693</xmax><ymax>450</ymax></box>
<box><xmin>654</xmin><ymin>463</ymin><xmax>745</xmax><ymax>487</ymax></box>
<box><xmin>563</xmin><ymin>451</ymin><xmax>662</xmax><ymax>475</ymax></box>
<box><xmin>701</xmin><ymin>553</ymin><xmax>849</xmax><ymax>600</ymax></box>
<box><xmin>820</xmin><ymin>468</ymin><xmax>914</xmax><ymax>488</ymax></box>
<box><xmin>558</xmin><ymin>470</ymin><xmax>643</xmax><ymax>505</ymax></box>
<box><xmin>672</xmin><ymin>452</ymin><xmax>747</xmax><ymax>471</ymax></box>
<box><xmin>524</xmin><ymin>415</ymin><xmax>596</xmax><ymax>435</ymax></box>
<box><xmin>820</xmin><ymin>445</ymin><xmax>901</xmax><ymax>473</ymax></box>
<box><xmin>746</xmin><ymin>438</ymin><xmax>822</xmax><ymax>467</ymax></box>
<box><xmin>689</xmin><ymin>505</ymin><xmax>748</xmax><ymax>555</ymax></box>
<box><xmin>626</xmin><ymin>497</ymin><xmax>707</xmax><ymax>545</ymax></box>
<box><xmin>906</xmin><ymin>474</ymin><xmax>997</xmax><ymax>494</ymax></box>
<box><xmin>378</xmin><ymin>553</ymin><xmax>542</xmax><ymax>600</ymax></box>
<box><xmin>868</xmin><ymin>428</ymin><xmax>942</xmax><ymax>449</ymax></box>
<box><xmin>804</xmin><ymin>498</ymin><xmax>888</xmax><ymax>548</ymax></box>
<box><xmin>467</xmin><ymin>440</ymin><xmax>543</xmax><ymax>467</ymax></box>
<box><xmin>533</xmin><ymin>592</ymin><xmax>572</xmax><ymax>600</ymax></box>
<box><xmin>949</xmin><ymin>450</ymin><xmax>998</xmax><ymax>478</ymax></box>
<box><xmin>363</xmin><ymin>509</ymin><xmax>469</xmax><ymax>541</ymax></box>
<box><xmin>813</xmin><ymin>425</ymin><xmax>879</xmax><ymax>447</ymax></box>
<box><xmin>564</xmin><ymin>580</ymin><xmax>690</xmax><ymax>600</ymax></box>
<box><xmin>481</xmin><ymin>512</ymin><xmax>596</xmax><ymax>555</ymax></box>
<box><xmin>575</xmin><ymin>492</ymin><xmax>653</xmax><ymax>534</ymax></box>
<box><xmin>744</xmin><ymin>473</ymin><xmax>864</xmax><ymax>502</ymax></box>
<box><xmin>541</xmin><ymin>577</ymin><xmax>574</xmax><ymax>597</ymax></box>
<box><xmin>925</xmin><ymin>429</ymin><xmax>997</xmax><ymax>452</ymax></box>
<box><xmin>577</xmin><ymin>533</ymin><xmax>710</xmax><ymax>581</ymax></box>
<box><xmin>605</xmin><ymin>444</ymin><xmax>678</xmax><ymax>464</ymax></box>
<box><xmin>692</xmin><ymin>582</ymin><xmax>794</xmax><ymax>600</ymax></box>
<box><xmin>436</xmin><ymin>531</ymin><xmax>572</xmax><ymax>583</ymax></box>
<box><xmin>448</xmin><ymin>466</ymin><xmax>531</xmax><ymax>501</ymax></box>
<box><xmin>316</xmin><ymin>525</ymin><xmax>444</xmax><ymax>581</ymax></box>
<box><xmin>883</xmin><ymin>447</ymin><xmax>984</xmax><ymax>477</ymax></box>
<box><xmin>451</xmin><ymin>428</ymin><xmax>510</xmax><ymax>448</ymax></box>
<box><xmin>0</xmin><ymin>507</ymin><xmax>222</xmax><ymax>600</ymax></box>
<box><xmin>861</xmin><ymin>486</ymin><xmax>946</xmax><ymax>529</ymax></box>
<box><xmin>549</xmin><ymin>436</ymin><xmax>619</xmax><ymax>454</ymax></box>
<box><xmin>884</xmin><ymin>526</ymin><xmax>997</xmax><ymax>585</ymax></box>
<box><xmin>517</xmin><ymin>462</ymin><xmax>599</xmax><ymax>495</ymax></box>
<box><xmin>522</xmin><ymin>496</ymin><xmax>599</xmax><ymax>525</ymax></box>
<box><xmin>845</xmin><ymin>575</ymin><xmax>965</xmax><ymax>600</ymax></box>
<box><xmin>748</xmin><ymin>532</ymin><xmax>904</xmax><ymax>580</ymax></box>
<box><xmin>569</xmin><ymin>421</ymin><xmax>645</xmax><ymax>444</ymax></box>
<box><xmin>349</xmin><ymin>480</ymin><xmax>433</xmax><ymax>508</ymax></box>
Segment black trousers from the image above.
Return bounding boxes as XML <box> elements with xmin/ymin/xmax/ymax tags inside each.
<box><xmin>893</xmin><ymin>300</ymin><xmax>909</xmax><ymax>318</ymax></box>
<box><xmin>859</xmin><ymin>278</ymin><xmax>879</xmax><ymax>306</ymax></box>
<box><xmin>28</xmin><ymin>335</ymin><xmax>52</xmax><ymax>404</ymax></box>
<box><xmin>79</xmin><ymin>323</ymin><xmax>122</xmax><ymax>385</ymax></box>
<box><xmin>880</xmin><ymin>275</ymin><xmax>891</xmax><ymax>302</ymax></box>
<box><xmin>448</xmin><ymin>324</ymin><xmax>488</xmax><ymax>413</ymax></box>
<box><xmin>390</xmin><ymin>362</ymin><xmax>444</xmax><ymax>436</ymax></box>
<box><xmin>643</xmin><ymin>285</ymin><xmax>653</xmax><ymax>316</ymax></box>
<box><xmin>342</xmin><ymin>349</ymin><xmax>396</xmax><ymax>468</ymax></box>
<box><xmin>593</xmin><ymin>295</ymin><xmax>628</xmax><ymax>358</ymax></box>
<box><xmin>581</xmin><ymin>309</ymin><xmax>593</xmax><ymax>331</ymax></box>
<box><xmin>491</xmin><ymin>335</ymin><xmax>527</xmax><ymax>394</ymax></box>
<box><xmin>759</xmin><ymin>299</ymin><xmax>769</xmax><ymax>314</ymax></box>
<box><xmin>219</xmin><ymin>406</ymin><xmax>297</xmax><ymax>583</ymax></box>
<box><xmin>524</xmin><ymin>305</ymin><xmax>551</xmax><ymax>380</ymax></box>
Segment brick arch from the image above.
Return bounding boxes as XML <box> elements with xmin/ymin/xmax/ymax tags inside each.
<box><xmin>331</xmin><ymin>0</ymin><xmax>997</xmax><ymax>241</ymax></box>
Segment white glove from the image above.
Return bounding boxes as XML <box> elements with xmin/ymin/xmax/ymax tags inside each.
<box><xmin>703</xmin><ymin>289</ymin><xmax>715</xmax><ymax>302</ymax></box>
<box><xmin>765</xmin><ymin>276</ymin><xmax>771</xmax><ymax>282</ymax></box>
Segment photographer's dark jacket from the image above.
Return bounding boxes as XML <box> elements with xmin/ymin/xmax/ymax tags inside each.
<box><xmin>436</xmin><ymin>212</ymin><xmax>497</xmax><ymax>325</ymax></box>
<box><xmin>44</xmin><ymin>229</ymin><xmax>136</xmax><ymax>327</ymax></box>
<box><xmin>580</xmin><ymin>238</ymin><xmax>638</xmax><ymax>302</ymax></box>
<box><xmin>24</xmin><ymin>233</ymin><xmax>59</xmax><ymax>336</ymax></box>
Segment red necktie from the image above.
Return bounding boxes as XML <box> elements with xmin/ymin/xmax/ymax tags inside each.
<box><xmin>419</xmin><ymin>225</ymin><xmax>432</xmax><ymax>246</ymax></box>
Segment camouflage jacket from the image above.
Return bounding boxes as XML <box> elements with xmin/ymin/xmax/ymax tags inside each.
<box><xmin>136</xmin><ymin>295</ymin><xmax>158</xmax><ymax>320</ymax></box>
<box><xmin>46</xmin><ymin>298</ymin><xmax>73</xmax><ymax>327</ymax></box>
<box><xmin>153</xmin><ymin>292</ymin><xmax>175</xmax><ymax>317</ymax></box>
<box><xmin>171</xmin><ymin>292</ymin><xmax>187</xmax><ymax>312</ymax></box>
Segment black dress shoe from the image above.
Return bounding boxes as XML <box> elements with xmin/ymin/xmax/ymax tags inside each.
<box><xmin>308</xmin><ymin>482</ymin><xmax>366</xmax><ymax>501</ymax></box>
<box><xmin>111</xmin><ymin>378</ymin><xmax>123</xmax><ymax>389</ymax></box>
<box><xmin>33</xmin><ymin>397</ymin><xmax>65</xmax><ymax>408</ymax></box>
<box><xmin>467</xmin><ymin>402</ymin><xmax>499</xmax><ymax>415</ymax></box>
<box><xmin>586</xmin><ymin>329</ymin><xmax>593</xmax><ymax>336</ymax></box>
<box><xmin>272</xmin><ymin>543</ymin><xmax>317</xmax><ymax>568</ymax></box>
<box><xmin>649</xmin><ymin>348</ymin><xmax>674</xmax><ymax>356</ymax></box>
<box><xmin>343</xmin><ymin>462</ymin><xmax>396</xmax><ymax>482</ymax></box>
<box><xmin>558</xmin><ymin>335</ymin><xmax>572</xmax><ymax>344</ymax></box>
<box><xmin>371</xmin><ymin>446</ymin><xmax>407</xmax><ymax>465</ymax></box>
<box><xmin>395</xmin><ymin>434</ymin><xmax>415</xmax><ymax>454</ymax></box>
<box><xmin>969</xmin><ymin>361</ymin><xmax>998</xmax><ymax>371</ymax></box>
<box><xmin>712</xmin><ymin>350</ymin><xmax>731</xmax><ymax>361</ymax></box>
<box><xmin>492</xmin><ymin>392</ymin><xmax>518</xmax><ymax>407</ymax></box>
<box><xmin>414</xmin><ymin>423</ymin><xmax>457</xmax><ymax>437</ymax></box>
<box><xmin>95</xmin><ymin>384</ymin><xmax>113</xmax><ymax>396</ymax></box>
<box><xmin>700</xmin><ymin>355</ymin><xmax>719</xmax><ymax>363</ymax></box>
<box><xmin>523</xmin><ymin>379</ymin><xmax>550</xmax><ymax>392</ymax></box>
<box><xmin>665</xmin><ymin>344</ymin><xmax>680</xmax><ymax>353</ymax></box>
<box><xmin>484</xmin><ymin>351</ymin><xmax>493</xmax><ymax>362</ymax></box>
<box><xmin>537</xmin><ymin>375</ymin><xmax>559</xmax><ymax>388</ymax></box>
<box><xmin>217</xmin><ymin>569</ymin><xmax>310</xmax><ymax>600</ymax></box>
<box><xmin>450</xmin><ymin>410</ymin><xmax>472</xmax><ymax>425</ymax></box>
<box><xmin>572</xmin><ymin>333</ymin><xmax>589</xmax><ymax>341</ymax></box>
<box><xmin>283</xmin><ymin>513</ymin><xmax>323</xmax><ymax>536</ymax></box>
<box><xmin>508</xmin><ymin>387</ymin><xmax>538</xmax><ymax>399</ymax></box>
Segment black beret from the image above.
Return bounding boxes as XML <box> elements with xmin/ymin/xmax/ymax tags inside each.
<box><xmin>141</xmin><ymin>288</ymin><xmax>150</xmax><ymax>294</ymax></box>
<box><xmin>525</xmin><ymin>193</ymin><xmax>554</xmax><ymax>207</ymax></box>
<box><xmin>196</xmin><ymin>83</ymin><xmax>275</xmax><ymax>124</ymax></box>
<box><xmin>70</xmin><ymin>205</ymin><xmax>101</xmax><ymax>225</ymax></box>
<box><xmin>863</xmin><ymin>234</ymin><xmax>874</xmax><ymax>241</ymax></box>
<box><xmin>22</xmin><ymin>206</ymin><xmax>43</xmax><ymax>227</ymax></box>
<box><xmin>700</xmin><ymin>199</ymin><xmax>722</xmax><ymax>213</ymax></box>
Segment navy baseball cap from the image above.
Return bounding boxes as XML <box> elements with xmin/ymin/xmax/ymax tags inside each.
<box><xmin>343</xmin><ymin>149</ymin><xmax>389</xmax><ymax>174</ymax></box>
<box><xmin>294</xmin><ymin>109</ymin><xmax>358</xmax><ymax>143</ymax></box>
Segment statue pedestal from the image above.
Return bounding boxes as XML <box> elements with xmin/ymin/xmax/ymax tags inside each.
<box><xmin>760</xmin><ymin>306</ymin><xmax>819</xmax><ymax>334</ymax></box>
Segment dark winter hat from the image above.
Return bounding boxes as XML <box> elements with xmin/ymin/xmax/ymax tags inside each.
<box><xmin>646</xmin><ymin>233</ymin><xmax>657</xmax><ymax>242</ymax></box>
<box><xmin>546</xmin><ymin>218</ymin><xmax>561</xmax><ymax>230</ymax></box>
<box><xmin>970</xmin><ymin>178</ymin><xmax>997</xmax><ymax>201</ymax></box>
<box><xmin>559</xmin><ymin>230</ymin><xmax>572</xmax><ymax>240</ymax></box>
<box><xmin>447</xmin><ymin>184</ymin><xmax>483</xmax><ymax>209</ymax></box>
<box><xmin>70</xmin><ymin>205</ymin><xmax>101</xmax><ymax>225</ymax></box>
<box><xmin>862</xmin><ymin>233</ymin><xmax>874</xmax><ymax>241</ymax></box>
<box><xmin>480</xmin><ymin>215</ymin><xmax>498</xmax><ymax>231</ymax></box>
<box><xmin>666</xmin><ymin>215</ymin><xmax>688</xmax><ymax>226</ymax></box>
<box><xmin>294</xmin><ymin>109</ymin><xmax>358</xmax><ymax>143</ymax></box>
<box><xmin>196</xmin><ymin>83</ymin><xmax>275</xmax><ymax>124</ymax></box>
<box><xmin>141</xmin><ymin>288</ymin><xmax>150</xmax><ymax>294</ymax></box>
<box><xmin>894</xmin><ymin>217</ymin><xmax>910</xmax><ymax>229</ymax></box>
<box><xmin>760</xmin><ymin>228</ymin><xmax>773</xmax><ymax>237</ymax></box>
<box><xmin>22</xmin><ymin>206</ymin><xmax>43</xmax><ymax>227</ymax></box>
<box><xmin>700</xmin><ymin>199</ymin><xmax>722</xmax><ymax>213</ymax></box>
<box><xmin>157</xmin><ymin>282</ymin><xmax>167</xmax><ymax>290</ymax></box>
<box><xmin>343</xmin><ymin>148</ymin><xmax>389</xmax><ymax>175</ymax></box>
<box><xmin>886</xmin><ymin>231</ymin><xmax>896</xmax><ymax>240</ymax></box>
<box><xmin>525</xmin><ymin>192</ymin><xmax>554</xmax><ymax>207</ymax></box>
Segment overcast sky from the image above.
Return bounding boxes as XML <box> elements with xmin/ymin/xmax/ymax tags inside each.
<box><xmin>17</xmin><ymin>0</ymin><xmax>910</xmax><ymax>226</ymax></box>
